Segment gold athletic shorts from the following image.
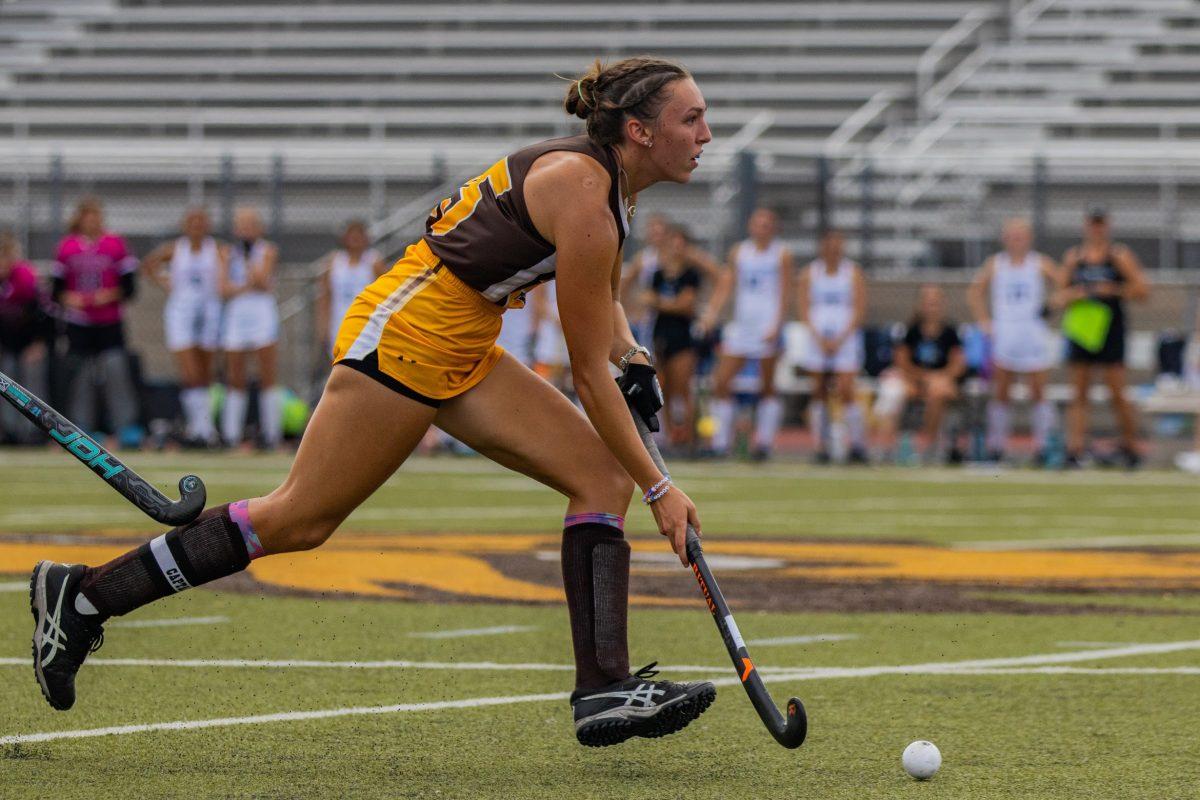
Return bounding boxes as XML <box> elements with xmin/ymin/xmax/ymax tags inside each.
<box><xmin>332</xmin><ymin>239</ymin><xmax>505</xmax><ymax>405</ymax></box>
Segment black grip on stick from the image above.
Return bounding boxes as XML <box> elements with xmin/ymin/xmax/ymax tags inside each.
<box><xmin>0</xmin><ymin>370</ymin><xmax>206</xmax><ymax>526</ymax></box>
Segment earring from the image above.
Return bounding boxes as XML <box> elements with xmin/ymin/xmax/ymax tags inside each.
<box><xmin>644</xmin><ymin>140</ymin><xmax>653</xmax><ymax>148</ymax></box>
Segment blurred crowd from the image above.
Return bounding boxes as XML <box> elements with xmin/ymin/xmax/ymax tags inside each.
<box><xmin>496</xmin><ymin>205</ymin><xmax>1187</xmax><ymax>470</ymax></box>
<box><xmin>5</xmin><ymin>197</ymin><xmax>1200</xmax><ymax>469</ymax></box>
<box><xmin>0</xmin><ymin>197</ymin><xmax>385</xmax><ymax>452</ymax></box>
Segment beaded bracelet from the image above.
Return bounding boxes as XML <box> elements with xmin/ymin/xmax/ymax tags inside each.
<box><xmin>645</xmin><ymin>483</ymin><xmax>672</xmax><ymax>505</ymax></box>
<box><xmin>642</xmin><ymin>475</ymin><xmax>672</xmax><ymax>505</ymax></box>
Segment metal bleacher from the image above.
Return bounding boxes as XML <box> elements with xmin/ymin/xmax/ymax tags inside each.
<box><xmin>0</xmin><ymin>0</ymin><xmax>993</xmax><ymax>248</ymax></box>
<box><xmin>821</xmin><ymin>0</ymin><xmax>1200</xmax><ymax>270</ymax></box>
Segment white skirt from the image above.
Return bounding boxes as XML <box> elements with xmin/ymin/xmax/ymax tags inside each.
<box><xmin>164</xmin><ymin>294</ymin><xmax>222</xmax><ymax>352</ymax></box>
<box><xmin>222</xmin><ymin>292</ymin><xmax>280</xmax><ymax>351</ymax></box>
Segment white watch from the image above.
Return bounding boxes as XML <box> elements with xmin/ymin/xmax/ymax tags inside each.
<box><xmin>618</xmin><ymin>345</ymin><xmax>652</xmax><ymax>371</ymax></box>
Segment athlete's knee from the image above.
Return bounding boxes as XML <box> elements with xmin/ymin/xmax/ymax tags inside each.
<box><xmin>255</xmin><ymin>490</ymin><xmax>343</xmax><ymax>552</ymax></box>
<box><xmin>598</xmin><ymin>467</ymin><xmax>636</xmax><ymax>510</ymax></box>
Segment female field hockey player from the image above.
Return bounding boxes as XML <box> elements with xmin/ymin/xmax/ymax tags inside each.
<box><xmin>31</xmin><ymin>56</ymin><xmax>715</xmax><ymax>748</ymax></box>
<box><xmin>698</xmin><ymin>207</ymin><xmax>795</xmax><ymax>460</ymax></box>
<box><xmin>1058</xmin><ymin>207</ymin><xmax>1149</xmax><ymax>469</ymax></box>
<box><xmin>217</xmin><ymin>207</ymin><xmax>283</xmax><ymax>451</ymax></box>
<box><xmin>967</xmin><ymin>218</ymin><xmax>1061</xmax><ymax>465</ymax></box>
<box><xmin>140</xmin><ymin>208</ymin><xmax>224</xmax><ymax>446</ymax></box>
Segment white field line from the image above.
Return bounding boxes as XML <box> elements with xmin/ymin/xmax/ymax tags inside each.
<box><xmin>952</xmin><ymin>667</ymin><xmax>1200</xmax><ymax>676</ymax></box>
<box><xmin>698</xmin><ymin>493</ymin><xmax>1200</xmax><ymax>514</ymax></box>
<box><xmin>3</xmin><ymin>640</ymin><xmax>1197</xmax><ymax>747</ymax></box>
<box><xmin>955</xmin><ymin>533</ymin><xmax>1200</xmax><ymax>550</ymax></box>
<box><xmin>750</xmin><ymin>634</ymin><xmax>859</xmax><ymax>647</ymax></box>
<box><xmin>1056</xmin><ymin>641</ymin><xmax>1145</xmax><ymax>648</ymax></box>
<box><xmin>0</xmin><ymin>581</ymin><xmax>28</xmax><ymax>592</ymax></box>
<box><xmin>407</xmin><ymin>625</ymin><xmax>537</xmax><ymax>639</ymax></box>
<box><xmin>704</xmin><ymin>512</ymin><xmax>1200</xmax><ymax>532</ymax></box>
<box><xmin>109</xmin><ymin>616</ymin><xmax>228</xmax><ymax>629</ymax></box>
<box><xmin>3</xmin><ymin>640</ymin><xmax>1197</xmax><ymax>676</ymax></box>
<box><xmin>0</xmin><ymin>691</ymin><xmax>574</xmax><ymax>746</ymax></box>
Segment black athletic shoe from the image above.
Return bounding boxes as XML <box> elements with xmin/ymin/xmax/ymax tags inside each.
<box><xmin>30</xmin><ymin>561</ymin><xmax>105</xmax><ymax>711</ymax></box>
<box><xmin>847</xmin><ymin>447</ymin><xmax>870</xmax><ymax>465</ymax></box>
<box><xmin>571</xmin><ymin>662</ymin><xmax>716</xmax><ymax>747</ymax></box>
<box><xmin>813</xmin><ymin>450</ymin><xmax>831</xmax><ymax>465</ymax></box>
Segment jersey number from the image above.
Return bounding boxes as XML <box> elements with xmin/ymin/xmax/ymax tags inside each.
<box><xmin>428</xmin><ymin>158</ymin><xmax>512</xmax><ymax>237</ymax></box>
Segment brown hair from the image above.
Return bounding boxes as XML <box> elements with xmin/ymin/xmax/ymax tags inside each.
<box><xmin>0</xmin><ymin>230</ymin><xmax>20</xmax><ymax>263</ymax></box>
<box><xmin>68</xmin><ymin>195</ymin><xmax>104</xmax><ymax>235</ymax></box>
<box><xmin>341</xmin><ymin>218</ymin><xmax>368</xmax><ymax>238</ymax></box>
<box><xmin>564</xmin><ymin>57</ymin><xmax>691</xmax><ymax>147</ymax></box>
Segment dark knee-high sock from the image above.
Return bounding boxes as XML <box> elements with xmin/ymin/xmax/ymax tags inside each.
<box><xmin>77</xmin><ymin>500</ymin><xmax>265</xmax><ymax>619</ymax></box>
<box><xmin>561</xmin><ymin>515</ymin><xmax>630</xmax><ymax>691</ymax></box>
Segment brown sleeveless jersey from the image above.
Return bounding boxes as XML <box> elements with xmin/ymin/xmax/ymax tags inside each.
<box><xmin>422</xmin><ymin>134</ymin><xmax>630</xmax><ymax>304</ymax></box>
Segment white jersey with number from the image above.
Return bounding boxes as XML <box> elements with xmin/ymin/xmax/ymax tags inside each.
<box><xmin>222</xmin><ymin>239</ymin><xmax>279</xmax><ymax>351</ymax></box>
<box><xmin>328</xmin><ymin>248</ymin><xmax>379</xmax><ymax>347</ymax></box>
<box><xmin>800</xmin><ymin>258</ymin><xmax>863</xmax><ymax>373</ymax></box>
<box><xmin>990</xmin><ymin>251</ymin><xmax>1053</xmax><ymax>372</ymax></box>
<box><xmin>164</xmin><ymin>236</ymin><xmax>222</xmax><ymax>352</ymax></box>
<box><xmin>722</xmin><ymin>239</ymin><xmax>784</xmax><ymax>358</ymax></box>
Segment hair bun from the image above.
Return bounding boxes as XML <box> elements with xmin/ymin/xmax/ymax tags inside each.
<box><xmin>565</xmin><ymin>76</ymin><xmax>596</xmax><ymax>120</ymax></box>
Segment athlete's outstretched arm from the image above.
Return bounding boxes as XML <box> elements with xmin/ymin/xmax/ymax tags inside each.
<box><xmin>139</xmin><ymin>241</ymin><xmax>175</xmax><ymax>293</ymax></box>
<box><xmin>526</xmin><ymin>152</ymin><xmax>699</xmax><ymax>563</ymax></box>
<box><xmin>697</xmin><ymin>244</ymin><xmax>738</xmax><ymax>334</ymax></box>
<box><xmin>1111</xmin><ymin>245</ymin><xmax>1149</xmax><ymax>302</ymax></box>
<box><xmin>315</xmin><ymin>253</ymin><xmax>334</xmax><ymax>350</ymax></box>
<box><xmin>967</xmin><ymin>257</ymin><xmax>995</xmax><ymax>332</ymax></box>
<box><xmin>769</xmin><ymin>248</ymin><xmax>795</xmax><ymax>342</ymax></box>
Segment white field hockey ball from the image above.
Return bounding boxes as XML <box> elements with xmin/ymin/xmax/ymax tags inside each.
<box><xmin>902</xmin><ymin>740</ymin><xmax>941</xmax><ymax>780</ymax></box>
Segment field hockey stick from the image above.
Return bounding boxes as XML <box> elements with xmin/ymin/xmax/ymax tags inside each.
<box><xmin>629</xmin><ymin>409</ymin><xmax>808</xmax><ymax>749</ymax></box>
<box><xmin>0</xmin><ymin>369</ymin><xmax>205</xmax><ymax>526</ymax></box>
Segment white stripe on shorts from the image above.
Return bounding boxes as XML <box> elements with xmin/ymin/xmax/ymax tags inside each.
<box><xmin>149</xmin><ymin>534</ymin><xmax>191</xmax><ymax>593</ymax></box>
<box><xmin>344</xmin><ymin>266</ymin><xmax>439</xmax><ymax>362</ymax></box>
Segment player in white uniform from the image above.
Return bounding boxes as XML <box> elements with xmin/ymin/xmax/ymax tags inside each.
<box><xmin>317</xmin><ymin>219</ymin><xmax>385</xmax><ymax>357</ymax></box>
<box><xmin>140</xmin><ymin>208</ymin><xmax>223</xmax><ymax>446</ymax></box>
<box><xmin>967</xmin><ymin>218</ymin><xmax>1060</xmax><ymax>463</ymax></box>
<box><xmin>218</xmin><ymin>207</ymin><xmax>282</xmax><ymax>450</ymax></box>
<box><xmin>797</xmin><ymin>228</ymin><xmax>867</xmax><ymax>463</ymax></box>
<box><xmin>698</xmin><ymin>208</ymin><xmax>794</xmax><ymax>459</ymax></box>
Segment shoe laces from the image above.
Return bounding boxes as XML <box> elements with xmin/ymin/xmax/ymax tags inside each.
<box><xmin>88</xmin><ymin>629</ymin><xmax>104</xmax><ymax>654</ymax></box>
<box><xmin>632</xmin><ymin>661</ymin><xmax>683</xmax><ymax>691</ymax></box>
<box><xmin>632</xmin><ymin>662</ymin><xmax>660</xmax><ymax>680</ymax></box>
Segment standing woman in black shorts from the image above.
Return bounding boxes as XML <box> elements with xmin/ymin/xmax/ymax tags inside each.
<box><xmin>647</xmin><ymin>223</ymin><xmax>702</xmax><ymax>451</ymax></box>
<box><xmin>30</xmin><ymin>56</ymin><xmax>717</xmax><ymax>749</ymax></box>
<box><xmin>1059</xmin><ymin>207</ymin><xmax>1149</xmax><ymax>468</ymax></box>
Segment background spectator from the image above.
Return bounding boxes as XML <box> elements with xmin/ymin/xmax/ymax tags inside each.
<box><xmin>0</xmin><ymin>232</ymin><xmax>50</xmax><ymax>444</ymax></box>
<box><xmin>874</xmin><ymin>285</ymin><xmax>966</xmax><ymax>462</ymax></box>
<box><xmin>52</xmin><ymin>197</ymin><xmax>141</xmax><ymax>449</ymax></box>
<box><xmin>140</xmin><ymin>208</ymin><xmax>223</xmax><ymax>446</ymax></box>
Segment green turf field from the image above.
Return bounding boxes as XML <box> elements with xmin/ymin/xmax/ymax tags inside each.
<box><xmin>2</xmin><ymin>452</ymin><xmax>1198</xmax><ymax>799</ymax></box>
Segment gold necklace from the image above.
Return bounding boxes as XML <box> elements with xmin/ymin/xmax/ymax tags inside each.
<box><xmin>612</xmin><ymin>146</ymin><xmax>636</xmax><ymax>222</ymax></box>
<box><xmin>619</xmin><ymin>166</ymin><xmax>637</xmax><ymax>221</ymax></box>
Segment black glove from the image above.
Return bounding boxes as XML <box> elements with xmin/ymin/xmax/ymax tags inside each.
<box><xmin>617</xmin><ymin>362</ymin><xmax>664</xmax><ymax>433</ymax></box>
